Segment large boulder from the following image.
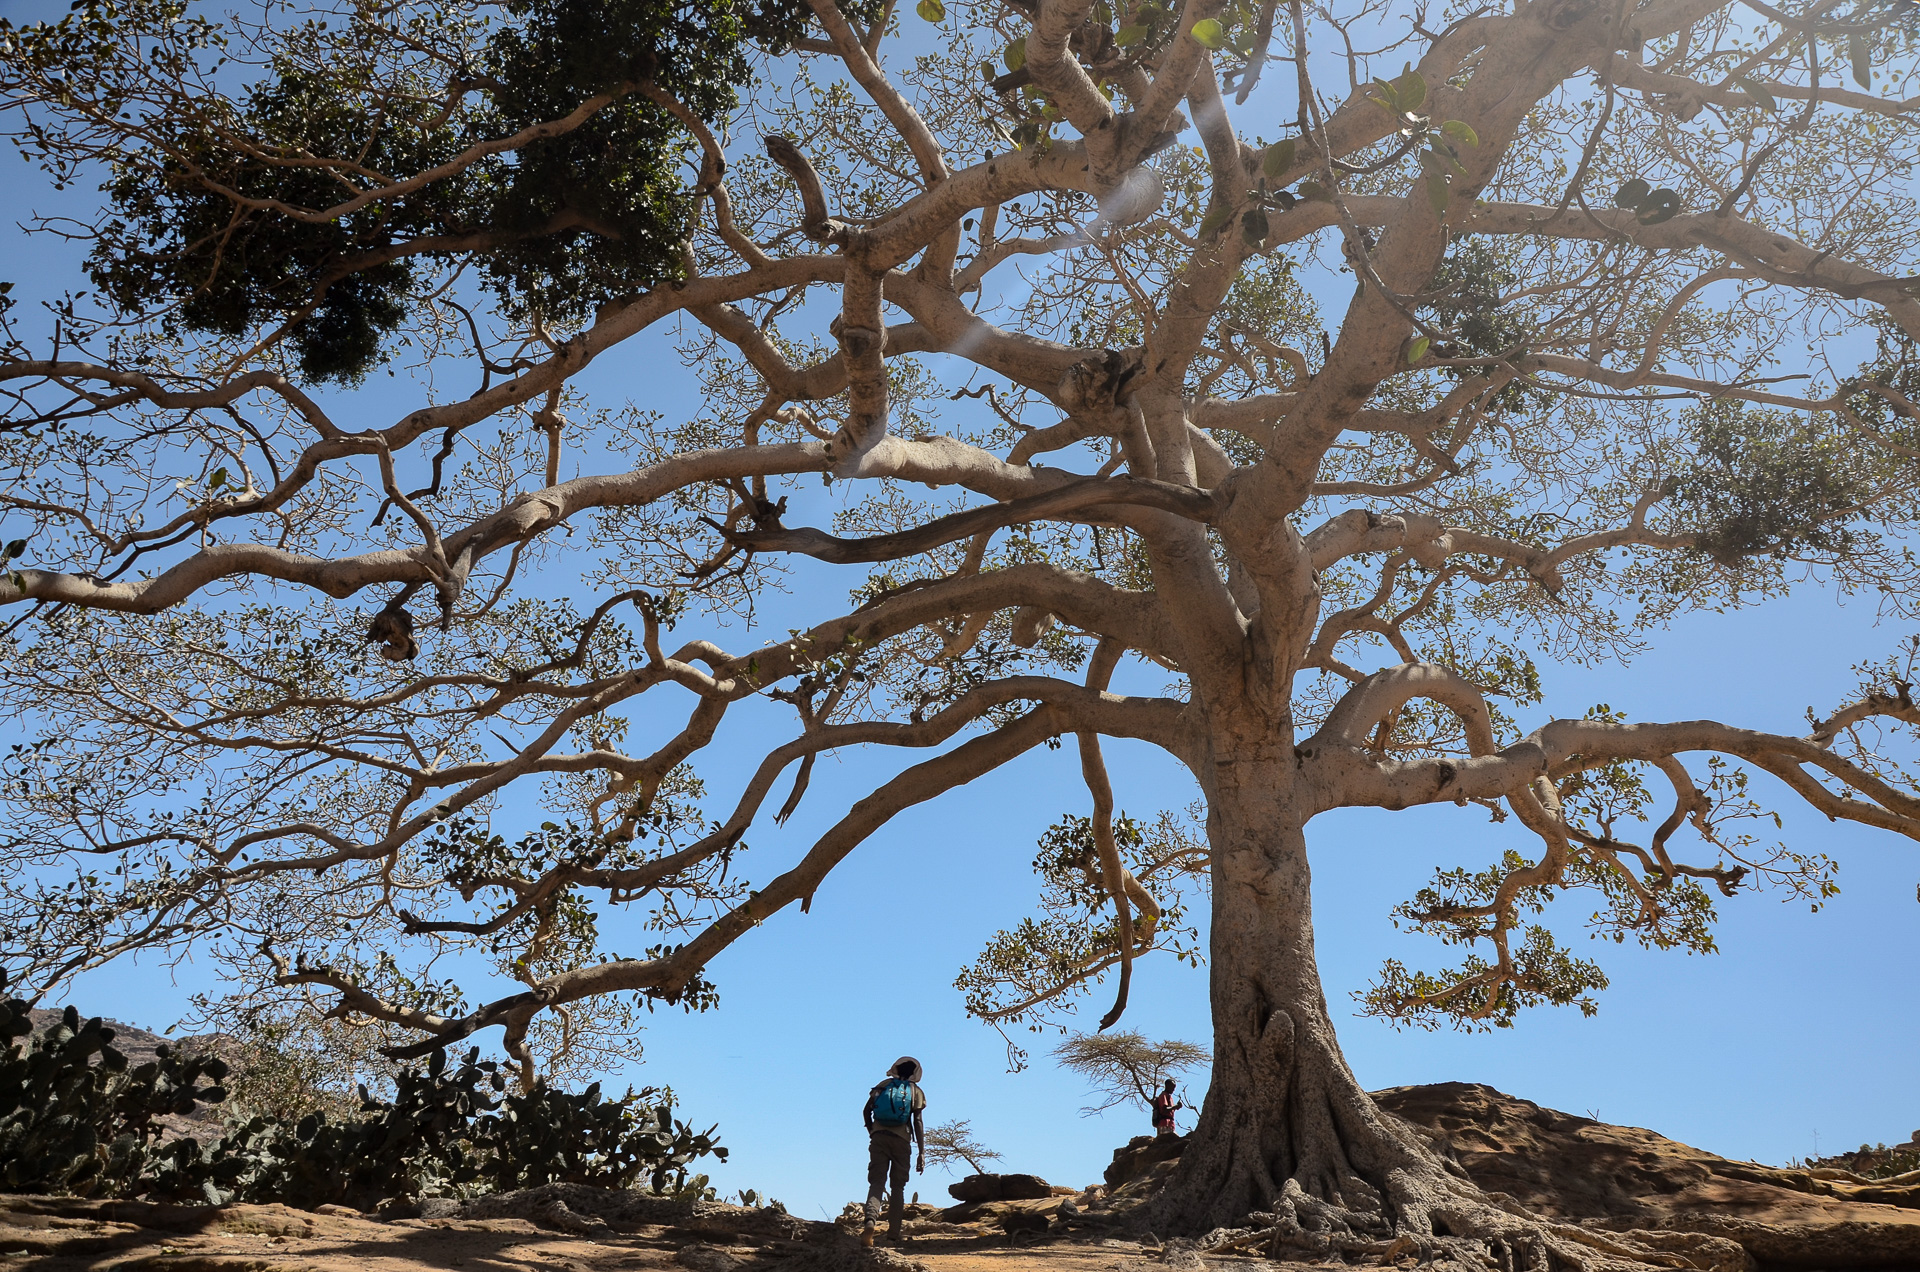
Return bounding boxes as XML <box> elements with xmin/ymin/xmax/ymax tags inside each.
<box><xmin>946</xmin><ymin>1172</ymin><xmax>1055</xmax><ymax>1203</ymax></box>
<box><xmin>946</xmin><ymin>1174</ymin><xmax>1001</xmax><ymax>1203</ymax></box>
<box><xmin>1105</xmin><ymin>1133</ymin><xmax>1186</xmax><ymax>1187</ymax></box>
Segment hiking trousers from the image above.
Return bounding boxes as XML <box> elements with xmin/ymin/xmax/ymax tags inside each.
<box><xmin>864</xmin><ymin>1130</ymin><xmax>910</xmax><ymax>1228</ymax></box>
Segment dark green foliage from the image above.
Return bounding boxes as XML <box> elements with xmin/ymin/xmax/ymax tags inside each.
<box><xmin>1</xmin><ymin>973</ymin><xmax>724</xmax><ymax>1206</ymax></box>
<box><xmin>479</xmin><ymin>1075</ymin><xmax>724</xmax><ymax>1194</ymax></box>
<box><xmin>0</xmin><ymin>968</ymin><xmax>230</xmax><ymax>1195</ymax></box>
<box><xmin>1033</xmin><ymin>812</ymin><xmax>1146</xmax><ymax>911</ymax></box>
<box><xmin>1843</xmin><ymin>315</ymin><xmax>1920</xmax><ymax>442</ymax></box>
<box><xmin>1810</xmin><ymin>1142</ymin><xmax>1920</xmax><ymax>1180</ymax></box>
<box><xmin>1358</xmin><ymin>846</ymin><xmax>1626</xmax><ymax>1031</ymax></box>
<box><xmin>1669</xmin><ymin>400</ymin><xmax>1875</xmax><ymax>563</ymax></box>
<box><xmin>93</xmin><ymin>47</ymin><xmax>446</xmax><ymax>384</ymax></box>
<box><xmin>462</xmin><ymin>0</ymin><xmax>757</xmax><ymax>326</ymax></box>
<box><xmin>1417</xmin><ymin>242</ymin><xmax>1543</xmax><ymax>410</ymax></box>
<box><xmin>1424</xmin><ymin>242</ymin><xmax>1525</xmax><ymax>360</ymax></box>
<box><xmin>142</xmin><ymin>1047</ymin><xmax>725</xmax><ymax>1207</ymax></box>
<box><xmin>1360</xmin><ymin>737</ymin><xmax>1836</xmax><ymax>1032</ymax></box>
<box><xmin>20</xmin><ymin>0</ymin><xmax>882</xmax><ymax>382</ymax></box>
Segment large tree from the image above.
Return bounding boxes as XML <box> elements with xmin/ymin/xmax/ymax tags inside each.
<box><xmin>2</xmin><ymin>0</ymin><xmax>1919</xmax><ymax>1258</ymax></box>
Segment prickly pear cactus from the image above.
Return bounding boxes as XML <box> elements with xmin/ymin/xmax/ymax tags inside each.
<box><xmin>141</xmin><ymin>1046</ymin><xmax>726</xmax><ymax>1209</ymax></box>
<box><xmin>0</xmin><ymin>968</ymin><xmax>228</xmax><ymax>1195</ymax></box>
<box><xmin>482</xmin><ymin>1077</ymin><xmax>727</xmax><ymax>1195</ymax></box>
<box><xmin>3</xmin><ymin>974</ymin><xmax>724</xmax><ymax>1209</ymax></box>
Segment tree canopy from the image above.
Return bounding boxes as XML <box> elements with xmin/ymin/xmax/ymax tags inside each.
<box><xmin>3</xmin><ymin>0</ymin><xmax>1919</xmax><ymax>1250</ymax></box>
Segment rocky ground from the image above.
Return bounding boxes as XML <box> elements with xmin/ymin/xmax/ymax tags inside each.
<box><xmin>3</xmin><ymin>1084</ymin><xmax>1917</xmax><ymax>1272</ymax></box>
<box><xmin>1374</xmin><ymin>1083</ymin><xmax>1920</xmax><ymax>1271</ymax></box>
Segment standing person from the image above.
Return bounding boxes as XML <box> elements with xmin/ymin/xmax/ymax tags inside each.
<box><xmin>860</xmin><ymin>1056</ymin><xmax>926</xmax><ymax>1246</ymax></box>
<box><xmin>1150</xmin><ymin>1078</ymin><xmax>1182</xmax><ymax>1137</ymax></box>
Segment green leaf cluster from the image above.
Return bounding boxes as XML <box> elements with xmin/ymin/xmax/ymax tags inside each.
<box><xmin>1416</xmin><ymin>240</ymin><xmax>1541</xmax><ymax>406</ymax></box>
<box><xmin>1361</xmin><ymin>66</ymin><xmax>1480</xmax><ymax>218</ymax></box>
<box><xmin>1111</xmin><ymin>1</ymin><xmax>1177</xmax><ymax>53</ymax></box>
<box><xmin>1183</xmin><ymin>0</ymin><xmax>1273</xmax><ymax>69</ymax></box>
<box><xmin>1360</xmin><ymin>926</ymin><xmax>1610</xmax><ymax>1032</ymax></box>
<box><xmin>954</xmin><ymin>808</ymin><xmax>1207</xmax><ymax>1065</ymax></box>
<box><xmin>1669</xmin><ymin>400</ymin><xmax>1879</xmax><ymax>563</ymax></box>
<box><xmin>13</xmin><ymin>0</ymin><xmax>880</xmax><ymax>383</ymax></box>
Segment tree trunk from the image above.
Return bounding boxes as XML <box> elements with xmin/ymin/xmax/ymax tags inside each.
<box><xmin>1143</xmin><ymin>746</ymin><xmax>1687</xmax><ymax>1268</ymax></box>
<box><xmin>1146</xmin><ymin>754</ymin><xmax>1452</xmax><ymax>1235</ymax></box>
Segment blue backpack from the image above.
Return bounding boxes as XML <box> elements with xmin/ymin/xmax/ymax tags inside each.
<box><xmin>872</xmin><ymin>1078</ymin><xmax>914</xmax><ymax>1126</ymax></box>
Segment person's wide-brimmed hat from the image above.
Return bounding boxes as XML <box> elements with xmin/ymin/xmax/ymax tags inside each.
<box><xmin>890</xmin><ymin>1056</ymin><xmax>923</xmax><ymax>1081</ymax></box>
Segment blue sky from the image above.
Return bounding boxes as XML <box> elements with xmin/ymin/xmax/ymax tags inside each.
<box><xmin>2</xmin><ymin>0</ymin><xmax>1916</xmax><ymax>1221</ymax></box>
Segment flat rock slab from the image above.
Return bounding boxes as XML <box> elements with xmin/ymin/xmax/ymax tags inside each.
<box><xmin>945</xmin><ymin>1175</ymin><xmax>1053</xmax><ymax>1204</ymax></box>
<box><xmin>0</xmin><ymin>1197</ymin><xmax>689</xmax><ymax>1272</ymax></box>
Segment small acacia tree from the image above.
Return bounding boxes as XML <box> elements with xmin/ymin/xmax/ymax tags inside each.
<box><xmin>1053</xmin><ymin>1029</ymin><xmax>1208</xmax><ymax>1116</ymax></box>
<box><xmin>923</xmin><ymin>1118</ymin><xmax>1005</xmax><ymax>1174</ymax></box>
<box><xmin>3</xmin><ymin>0</ymin><xmax>1920</xmax><ymax>1258</ymax></box>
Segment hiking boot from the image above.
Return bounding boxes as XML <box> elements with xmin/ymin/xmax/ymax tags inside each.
<box><xmin>860</xmin><ymin>1224</ymin><xmax>875</xmax><ymax>1249</ymax></box>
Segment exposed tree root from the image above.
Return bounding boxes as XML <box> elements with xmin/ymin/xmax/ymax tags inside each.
<box><xmin>1133</xmin><ymin>967</ymin><xmax>1750</xmax><ymax>1272</ymax></box>
<box><xmin>1148</xmin><ymin>1164</ymin><xmax>1749</xmax><ymax>1271</ymax></box>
